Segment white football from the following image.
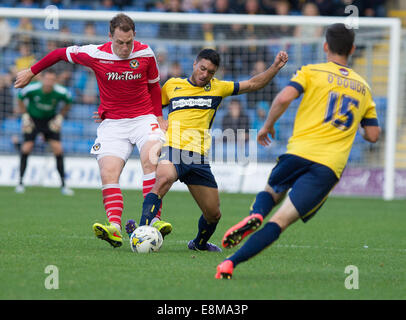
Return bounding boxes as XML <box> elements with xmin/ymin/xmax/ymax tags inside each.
<box><xmin>130</xmin><ymin>225</ymin><xmax>163</xmax><ymax>253</ymax></box>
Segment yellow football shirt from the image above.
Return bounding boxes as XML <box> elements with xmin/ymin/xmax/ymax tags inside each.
<box><xmin>287</xmin><ymin>61</ymin><xmax>378</xmax><ymax>178</ymax></box>
<box><xmin>162</xmin><ymin>77</ymin><xmax>239</xmax><ymax>155</ymax></box>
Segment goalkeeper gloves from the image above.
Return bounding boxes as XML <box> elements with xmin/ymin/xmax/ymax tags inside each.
<box><xmin>22</xmin><ymin>113</ymin><xmax>34</xmax><ymax>134</ymax></box>
<box><xmin>49</xmin><ymin>114</ymin><xmax>64</xmax><ymax>132</ymax></box>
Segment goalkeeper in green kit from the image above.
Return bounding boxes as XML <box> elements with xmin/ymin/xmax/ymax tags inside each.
<box><xmin>15</xmin><ymin>69</ymin><xmax>74</xmax><ymax>196</ymax></box>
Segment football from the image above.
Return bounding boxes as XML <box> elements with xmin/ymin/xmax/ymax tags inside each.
<box><xmin>130</xmin><ymin>225</ymin><xmax>163</xmax><ymax>253</ymax></box>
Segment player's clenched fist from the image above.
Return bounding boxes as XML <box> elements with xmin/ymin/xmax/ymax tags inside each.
<box><xmin>272</xmin><ymin>51</ymin><xmax>289</xmax><ymax>70</ymax></box>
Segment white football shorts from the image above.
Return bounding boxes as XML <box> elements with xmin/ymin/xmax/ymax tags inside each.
<box><xmin>90</xmin><ymin>114</ymin><xmax>166</xmax><ymax>162</ymax></box>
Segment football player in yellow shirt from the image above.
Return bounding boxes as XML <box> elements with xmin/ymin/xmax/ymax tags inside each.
<box><xmin>216</xmin><ymin>23</ymin><xmax>381</xmax><ymax>279</ymax></box>
<box><xmin>127</xmin><ymin>48</ymin><xmax>288</xmax><ymax>251</ymax></box>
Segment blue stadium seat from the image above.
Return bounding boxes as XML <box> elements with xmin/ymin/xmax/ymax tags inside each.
<box><xmin>123</xmin><ymin>5</ymin><xmax>146</xmax><ymax>12</ymax></box>
<box><xmin>274</xmin><ymin>75</ymin><xmax>291</xmax><ymax>89</ymax></box>
<box><xmin>1</xmin><ymin>118</ymin><xmax>21</xmax><ymax>135</ymax></box>
<box><xmin>68</xmin><ymin>21</ymin><xmax>85</xmax><ymax>34</ymax></box>
<box><xmin>74</xmin><ymin>139</ymin><xmax>93</xmax><ymax>154</ymax></box>
<box><xmin>374</xmin><ymin>96</ymin><xmax>387</xmax><ymax>128</ymax></box>
<box><xmin>348</xmin><ymin>144</ymin><xmax>363</xmax><ymax>162</ymax></box>
<box><xmin>82</xmin><ymin>121</ymin><xmax>99</xmax><ymax>137</ymax></box>
<box><xmin>69</xmin><ymin>104</ymin><xmax>97</xmax><ymax>120</ymax></box>
<box><xmin>135</xmin><ymin>23</ymin><xmax>160</xmax><ymax>38</ymax></box>
<box><xmin>2</xmin><ymin>48</ymin><xmax>19</xmax><ymax>66</ymax></box>
<box><xmin>69</xmin><ymin>3</ymin><xmax>94</xmax><ymax>10</ymax></box>
<box><xmin>61</xmin><ymin>139</ymin><xmax>76</xmax><ymax>154</ymax></box>
<box><xmin>61</xmin><ymin>120</ymin><xmax>84</xmax><ymax>136</ymax></box>
<box><xmin>0</xmin><ymin>1</ymin><xmax>14</xmax><ymax>7</ymax></box>
<box><xmin>0</xmin><ymin>135</ymin><xmax>15</xmax><ymax>153</ymax></box>
<box><xmin>95</xmin><ymin>21</ymin><xmax>109</xmax><ymax>36</ymax></box>
<box><xmin>6</xmin><ymin>18</ymin><xmax>19</xmax><ymax>29</ymax></box>
<box><xmin>16</xmin><ymin>2</ymin><xmax>39</xmax><ymax>8</ymax></box>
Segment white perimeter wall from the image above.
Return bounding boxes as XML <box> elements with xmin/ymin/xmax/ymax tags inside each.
<box><xmin>0</xmin><ymin>155</ymin><xmax>274</xmax><ymax>193</ymax></box>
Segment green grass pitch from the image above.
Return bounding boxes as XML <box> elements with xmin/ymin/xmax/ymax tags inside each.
<box><xmin>0</xmin><ymin>186</ymin><xmax>405</xmax><ymax>300</ymax></box>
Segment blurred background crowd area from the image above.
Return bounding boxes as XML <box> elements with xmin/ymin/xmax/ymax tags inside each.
<box><xmin>0</xmin><ymin>0</ymin><xmax>389</xmax><ymax>17</ymax></box>
<box><xmin>0</xmin><ymin>0</ymin><xmax>394</xmax><ymax>163</ymax></box>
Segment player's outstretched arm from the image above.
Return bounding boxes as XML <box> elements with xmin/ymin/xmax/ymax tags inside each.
<box><xmin>238</xmin><ymin>51</ymin><xmax>288</xmax><ymax>95</ymax></box>
<box><xmin>257</xmin><ymin>86</ymin><xmax>298</xmax><ymax>146</ymax></box>
<box><xmin>15</xmin><ymin>48</ymin><xmax>69</xmax><ymax>89</ymax></box>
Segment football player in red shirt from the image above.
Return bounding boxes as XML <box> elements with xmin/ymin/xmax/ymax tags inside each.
<box><xmin>15</xmin><ymin>14</ymin><xmax>172</xmax><ymax>248</ymax></box>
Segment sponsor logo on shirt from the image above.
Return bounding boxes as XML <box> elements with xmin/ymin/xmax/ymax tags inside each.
<box><xmin>172</xmin><ymin>98</ymin><xmax>212</xmax><ymax>110</ymax></box>
<box><xmin>99</xmin><ymin>60</ymin><xmax>114</xmax><ymax>64</ymax></box>
<box><xmin>339</xmin><ymin>68</ymin><xmax>349</xmax><ymax>76</ymax></box>
<box><xmin>106</xmin><ymin>71</ymin><xmax>142</xmax><ymax>80</ymax></box>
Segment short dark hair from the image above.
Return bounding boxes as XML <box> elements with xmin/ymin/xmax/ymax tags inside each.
<box><xmin>325</xmin><ymin>23</ymin><xmax>355</xmax><ymax>57</ymax></box>
<box><xmin>196</xmin><ymin>49</ymin><xmax>221</xmax><ymax>67</ymax></box>
<box><xmin>109</xmin><ymin>13</ymin><xmax>135</xmax><ymax>35</ymax></box>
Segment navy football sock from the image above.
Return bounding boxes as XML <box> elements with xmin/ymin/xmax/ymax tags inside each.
<box><xmin>55</xmin><ymin>154</ymin><xmax>65</xmax><ymax>187</ymax></box>
<box><xmin>228</xmin><ymin>222</ymin><xmax>281</xmax><ymax>267</ymax></box>
<box><xmin>250</xmin><ymin>191</ymin><xmax>275</xmax><ymax>218</ymax></box>
<box><xmin>194</xmin><ymin>214</ymin><xmax>218</xmax><ymax>249</ymax></box>
<box><xmin>140</xmin><ymin>193</ymin><xmax>162</xmax><ymax>226</ymax></box>
<box><xmin>19</xmin><ymin>152</ymin><xmax>29</xmax><ymax>185</ymax></box>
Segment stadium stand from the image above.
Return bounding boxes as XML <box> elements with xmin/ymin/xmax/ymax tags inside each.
<box><xmin>0</xmin><ymin>0</ymin><xmax>398</xmax><ymax>168</ymax></box>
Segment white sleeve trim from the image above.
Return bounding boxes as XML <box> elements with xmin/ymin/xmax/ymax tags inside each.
<box><xmin>65</xmin><ymin>46</ymin><xmax>77</xmax><ymax>64</ymax></box>
<box><xmin>148</xmin><ymin>76</ymin><xmax>160</xmax><ymax>84</ymax></box>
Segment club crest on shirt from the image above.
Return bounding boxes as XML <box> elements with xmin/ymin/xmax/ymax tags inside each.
<box><xmin>204</xmin><ymin>83</ymin><xmax>211</xmax><ymax>92</ymax></box>
<box><xmin>129</xmin><ymin>59</ymin><xmax>139</xmax><ymax>69</ymax></box>
<box><xmin>92</xmin><ymin>143</ymin><xmax>101</xmax><ymax>151</ymax></box>
<box><xmin>339</xmin><ymin>68</ymin><xmax>349</xmax><ymax>76</ymax></box>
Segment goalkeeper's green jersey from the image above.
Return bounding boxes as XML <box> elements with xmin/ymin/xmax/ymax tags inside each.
<box><xmin>18</xmin><ymin>82</ymin><xmax>72</xmax><ymax>119</ymax></box>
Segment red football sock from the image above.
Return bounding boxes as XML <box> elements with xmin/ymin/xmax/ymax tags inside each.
<box><xmin>102</xmin><ymin>184</ymin><xmax>123</xmax><ymax>229</ymax></box>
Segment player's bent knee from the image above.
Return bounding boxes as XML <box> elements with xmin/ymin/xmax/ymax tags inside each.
<box><xmin>21</xmin><ymin>142</ymin><xmax>34</xmax><ymax>154</ymax></box>
<box><xmin>154</xmin><ymin>174</ymin><xmax>175</xmax><ymax>196</ymax></box>
<box><xmin>265</xmin><ymin>185</ymin><xmax>286</xmax><ymax>205</ymax></box>
<box><xmin>204</xmin><ymin>209</ymin><xmax>221</xmax><ymax>224</ymax></box>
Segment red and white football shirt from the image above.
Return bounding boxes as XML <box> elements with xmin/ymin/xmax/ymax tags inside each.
<box><xmin>65</xmin><ymin>41</ymin><xmax>160</xmax><ymax>119</ymax></box>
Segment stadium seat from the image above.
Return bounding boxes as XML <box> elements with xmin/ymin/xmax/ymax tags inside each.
<box><xmin>123</xmin><ymin>5</ymin><xmax>146</xmax><ymax>12</ymax></box>
<box><xmin>61</xmin><ymin>120</ymin><xmax>84</xmax><ymax>136</ymax></box>
<box><xmin>69</xmin><ymin>104</ymin><xmax>97</xmax><ymax>120</ymax></box>
<box><xmin>74</xmin><ymin>139</ymin><xmax>93</xmax><ymax>154</ymax></box>
<box><xmin>61</xmin><ymin>139</ymin><xmax>76</xmax><ymax>154</ymax></box>
<box><xmin>0</xmin><ymin>1</ymin><xmax>14</xmax><ymax>7</ymax></box>
<box><xmin>0</xmin><ymin>135</ymin><xmax>15</xmax><ymax>153</ymax></box>
<box><xmin>374</xmin><ymin>96</ymin><xmax>387</xmax><ymax>128</ymax></box>
<box><xmin>1</xmin><ymin>118</ymin><xmax>21</xmax><ymax>135</ymax></box>
<box><xmin>135</xmin><ymin>23</ymin><xmax>160</xmax><ymax>39</ymax></box>
<box><xmin>348</xmin><ymin>144</ymin><xmax>364</xmax><ymax>162</ymax></box>
<box><xmin>95</xmin><ymin>21</ymin><xmax>109</xmax><ymax>36</ymax></box>
<box><xmin>82</xmin><ymin>121</ymin><xmax>99</xmax><ymax>137</ymax></box>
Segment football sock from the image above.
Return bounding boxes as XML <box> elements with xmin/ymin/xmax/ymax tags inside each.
<box><xmin>140</xmin><ymin>193</ymin><xmax>162</xmax><ymax>226</ymax></box>
<box><xmin>193</xmin><ymin>214</ymin><xmax>218</xmax><ymax>249</ymax></box>
<box><xmin>143</xmin><ymin>172</ymin><xmax>162</xmax><ymax>219</ymax></box>
<box><xmin>250</xmin><ymin>191</ymin><xmax>275</xmax><ymax>218</ymax></box>
<box><xmin>102</xmin><ymin>184</ymin><xmax>123</xmax><ymax>231</ymax></box>
<box><xmin>19</xmin><ymin>152</ymin><xmax>28</xmax><ymax>185</ymax></box>
<box><xmin>227</xmin><ymin>222</ymin><xmax>282</xmax><ymax>267</ymax></box>
<box><xmin>55</xmin><ymin>154</ymin><xmax>65</xmax><ymax>187</ymax></box>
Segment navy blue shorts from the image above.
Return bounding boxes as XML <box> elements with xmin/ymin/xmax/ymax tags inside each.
<box><xmin>24</xmin><ymin>117</ymin><xmax>60</xmax><ymax>142</ymax></box>
<box><xmin>159</xmin><ymin>146</ymin><xmax>218</xmax><ymax>189</ymax></box>
<box><xmin>268</xmin><ymin>154</ymin><xmax>339</xmax><ymax>222</ymax></box>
